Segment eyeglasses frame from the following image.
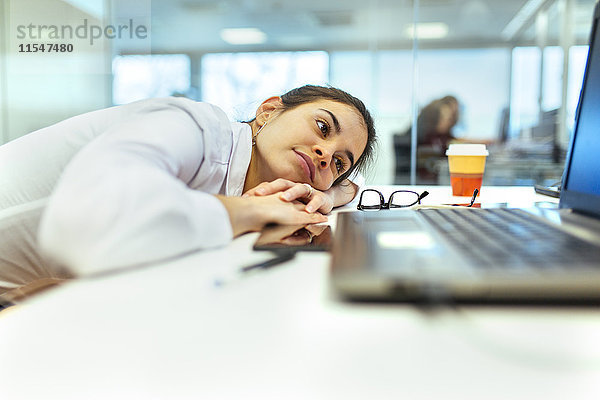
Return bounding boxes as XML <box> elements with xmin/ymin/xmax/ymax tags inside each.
<box><xmin>357</xmin><ymin>189</ymin><xmax>430</xmax><ymax>210</ymax></box>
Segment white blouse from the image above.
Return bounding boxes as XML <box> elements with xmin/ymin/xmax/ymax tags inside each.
<box><xmin>0</xmin><ymin>97</ymin><xmax>252</xmax><ymax>281</ymax></box>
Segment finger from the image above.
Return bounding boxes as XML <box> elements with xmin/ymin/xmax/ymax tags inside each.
<box><xmin>280</xmin><ymin>183</ymin><xmax>313</xmax><ymax>201</ymax></box>
<box><xmin>244</xmin><ymin>179</ymin><xmax>295</xmax><ymax>197</ymax></box>
<box><xmin>304</xmin><ymin>197</ymin><xmax>324</xmax><ymax>213</ymax></box>
<box><xmin>303</xmin><ymin>213</ymin><xmax>328</xmax><ymax>224</ymax></box>
<box><xmin>258</xmin><ymin>194</ymin><xmax>327</xmax><ymax>226</ymax></box>
<box><xmin>282</xmin><ymin>210</ymin><xmax>327</xmax><ymax>225</ymax></box>
<box><xmin>306</xmin><ymin>193</ymin><xmax>334</xmax><ymax>214</ymax></box>
<box><xmin>242</xmin><ymin>184</ymin><xmax>269</xmax><ymax>197</ymax></box>
<box><xmin>242</xmin><ymin>182</ymin><xmax>267</xmax><ymax>197</ymax></box>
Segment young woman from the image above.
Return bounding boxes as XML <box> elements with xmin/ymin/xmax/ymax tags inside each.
<box><xmin>0</xmin><ymin>85</ymin><xmax>376</xmax><ymax>294</ymax></box>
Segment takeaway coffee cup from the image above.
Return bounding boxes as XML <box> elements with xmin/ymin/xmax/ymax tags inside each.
<box><xmin>446</xmin><ymin>144</ymin><xmax>489</xmax><ymax>196</ymax></box>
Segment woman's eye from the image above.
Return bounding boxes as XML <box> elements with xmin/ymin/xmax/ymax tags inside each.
<box><xmin>334</xmin><ymin>157</ymin><xmax>346</xmax><ymax>174</ymax></box>
<box><xmin>317</xmin><ymin>120</ymin><xmax>329</xmax><ymax>136</ymax></box>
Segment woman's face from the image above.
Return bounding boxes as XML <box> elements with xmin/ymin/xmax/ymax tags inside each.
<box><xmin>253</xmin><ymin>99</ymin><xmax>368</xmax><ymax>191</ymax></box>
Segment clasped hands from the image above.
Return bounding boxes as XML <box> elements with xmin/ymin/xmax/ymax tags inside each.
<box><xmin>243</xmin><ymin>178</ymin><xmax>334</xmax><ymax>214</ymax></box>
<box><xmin>218</xmin><ymin>178</ymin><xmax>355</xmax><ymax>237</ymax></box>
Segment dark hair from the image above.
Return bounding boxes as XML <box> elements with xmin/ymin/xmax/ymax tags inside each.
<box><xmin>278</xmin><ymin>85</ymin><xmax>377</xmax><ymax>187</ymax></box>
<box><xmin>439</xmin><ymin>95</ymin><xmax>458</xmax><ymax>106</ymax></box>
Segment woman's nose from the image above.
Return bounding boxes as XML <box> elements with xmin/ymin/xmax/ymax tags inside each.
<box><xmin>314</xmin><ymin>146</ymin><xmax>332</xmax><ymax>169</ymax></box>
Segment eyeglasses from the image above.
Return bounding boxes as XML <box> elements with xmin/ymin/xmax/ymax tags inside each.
<box><xmin>357</xmin><ymin>188</ymin><xmax>479</xmax><ymax>211</ymax></box>
<box><xmin>357</xmin><ymin>189</ymin><xmax>430</xmax><ymax>210</ymax></box>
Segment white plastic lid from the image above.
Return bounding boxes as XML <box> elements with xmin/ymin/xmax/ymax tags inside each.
<box><xmin>445</xmin><ymin>143</ymin><xmax>488</xmax><ymax>156</ymax></box>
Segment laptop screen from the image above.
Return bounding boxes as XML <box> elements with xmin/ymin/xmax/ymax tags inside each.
<box><xmin>560</xmin><ymin>3</ymin><xmax>600</xmax><ymax>216</ymax></box>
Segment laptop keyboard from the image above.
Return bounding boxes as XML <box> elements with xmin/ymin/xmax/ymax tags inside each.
<box><xmin>417</xmin><ymin>208</ymin><xmax>600</xmax><ymax>270</ymax></box>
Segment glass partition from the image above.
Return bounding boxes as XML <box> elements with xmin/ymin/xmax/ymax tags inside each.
<box><xmin>200</xmin><ymin>51</ymin><xmax>328</xmax><ymax>121</ymax></box>
<box><xmin>3</xmin><ymin>0</ymin><xmax>597</xmax><ymax>187</ymax></box>
<box><xmin>112</xmin><ymin>54</ymin><xmax>191</xmax><ymax>105</ymax></box>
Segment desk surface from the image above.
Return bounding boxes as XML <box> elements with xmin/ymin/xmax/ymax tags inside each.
<box><xmin>1</xmin><ymin>186</ymin><xmax>599</xmax><ymax>400</ymax></box>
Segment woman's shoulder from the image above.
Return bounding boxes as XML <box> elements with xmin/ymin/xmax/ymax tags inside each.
<box><xmin>125</xmin><ymin>97</ymin><xmax>231</xmax><ymax>125</ymax></box>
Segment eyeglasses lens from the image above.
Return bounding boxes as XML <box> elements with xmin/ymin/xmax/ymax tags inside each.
<box><xmin>389</xmin><ymin>191</ymin><xmax>419</xmax><ymax>208</ymax></box>
<box><xmin>360</xmin><ymin>190</ymin><xmax>383</xmax><ymax>210</ymax></box>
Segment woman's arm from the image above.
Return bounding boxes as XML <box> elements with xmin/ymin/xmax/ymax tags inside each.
<box><xmin>38</xmin><ymin>108</ymin><xmax>229</xmax><ymax>275</ymax></box>
<box><xmin>39</xmin><ymin>105</ymin><xmax>325</xmax><ymax>276</ymax></box>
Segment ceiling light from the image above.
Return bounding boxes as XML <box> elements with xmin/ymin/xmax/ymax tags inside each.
<box><xmin>220</xmin><ymin>28</ymin><xmax>267</xmax><ymax>45</ymax></box>
<box><xmin>404</xmin><ymin>23</ymin><xmax>449</xmax><ymax>39</ymax></box>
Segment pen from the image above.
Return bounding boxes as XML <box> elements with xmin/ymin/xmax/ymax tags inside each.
<box><xmin>213</xmin><ymin>251</ymin><xmax>296</xmax><ymax>287</ymax></box>
<box><xmin>240</xmin><ymin>251</ymin><xmax>296</xmax><ymax>273</ymax></box>
<box><xmin>213</xmin><ymin>252</ymin><xmax>296</xmax><ymax>287</ymax></box>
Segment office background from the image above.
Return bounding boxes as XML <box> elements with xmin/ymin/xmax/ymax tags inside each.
<box><xmin>0</xmin><ymin>0</ymin><xmax>596</xmax><ymax>185</ymax></box>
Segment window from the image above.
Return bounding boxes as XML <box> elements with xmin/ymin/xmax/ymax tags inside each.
<box><xmin>201</xmin><ymin>51</ymin><xmax>328</xmax><ymax>120</ymax></box>
<box><xmin>510</xmin><ymin>47</ymin><xmax>542</xmax><ymax>137</ymax></box>
<box><xmin>112</xmin><ymin>54</ymin><xmax>191</xmax><ymax>105</ymax></box>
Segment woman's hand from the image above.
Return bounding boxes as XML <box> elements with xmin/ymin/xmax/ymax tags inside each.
<box><xmin>243</xmin><ymin>178</ymin><xmax>335</xmax><ymax>214</ymax></box>
<box><xmin>216</xmin><ymin>193</ymin><xmax>327</xmax><ymax>237</ymax></box>
<box><xmin>243</xmin><ymin>178</ymin><xmax>359</xmax><ymax>214</ymax></box>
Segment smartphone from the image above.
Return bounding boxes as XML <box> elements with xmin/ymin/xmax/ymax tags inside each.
<box><xmin>534</xmin><ymin>184</ymin><xmax>561</xmax><ymax>198</ymax></box>
<box><xmin>253</xmin><ymin>224</ymin><xmax>333</xmax><ymax>252</ymax></box>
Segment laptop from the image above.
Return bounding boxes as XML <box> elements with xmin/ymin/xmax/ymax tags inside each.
<box><xmin>330</xmin><ymin>3</ymin><xmax>600</xmax><ymax>303</ymax></box>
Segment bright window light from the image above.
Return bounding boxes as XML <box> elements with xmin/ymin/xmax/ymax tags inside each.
<box><xmin>201</xmin><ymin>51</ymin><xmax>328</xmax><ymax>120</ymax></box>
<box><xmin>112</xmin><ymin>54</ymin><xmax>191</xmax><ymax>105</ymax></box>
<box><xmin>405</xmin><ymin>23</ymin><xmax>449</xmax><ymax>39</ymax></box>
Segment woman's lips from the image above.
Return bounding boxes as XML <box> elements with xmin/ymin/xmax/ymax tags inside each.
<box><xmin>294</xmin><ymin>151</ymin><xmax>315</xmax><ymax>182</ymax></box>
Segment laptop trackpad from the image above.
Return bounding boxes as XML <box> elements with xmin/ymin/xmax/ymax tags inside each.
<box><xmin>366</xmin><ymin>215</ymin><xmax>464</xmax><ymax>276</ymax></box>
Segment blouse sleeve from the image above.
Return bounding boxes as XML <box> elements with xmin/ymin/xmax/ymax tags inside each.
<box><xmin>38</xmin><ymin>104</ymin><xmax>234</xmax><ymax>277</ymax></box>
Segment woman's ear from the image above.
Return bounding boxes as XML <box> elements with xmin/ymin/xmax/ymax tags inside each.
<box><xmin>255</xmin><ymin>96</ymin><xmax>283</xmax><ymax>126</ymax></box>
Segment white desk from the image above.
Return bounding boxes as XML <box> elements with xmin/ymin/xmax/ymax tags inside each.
<box><xmin>1</xmin><ymin>187</ymin><xmax>599</xmax><ymax>400</ymax></box>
